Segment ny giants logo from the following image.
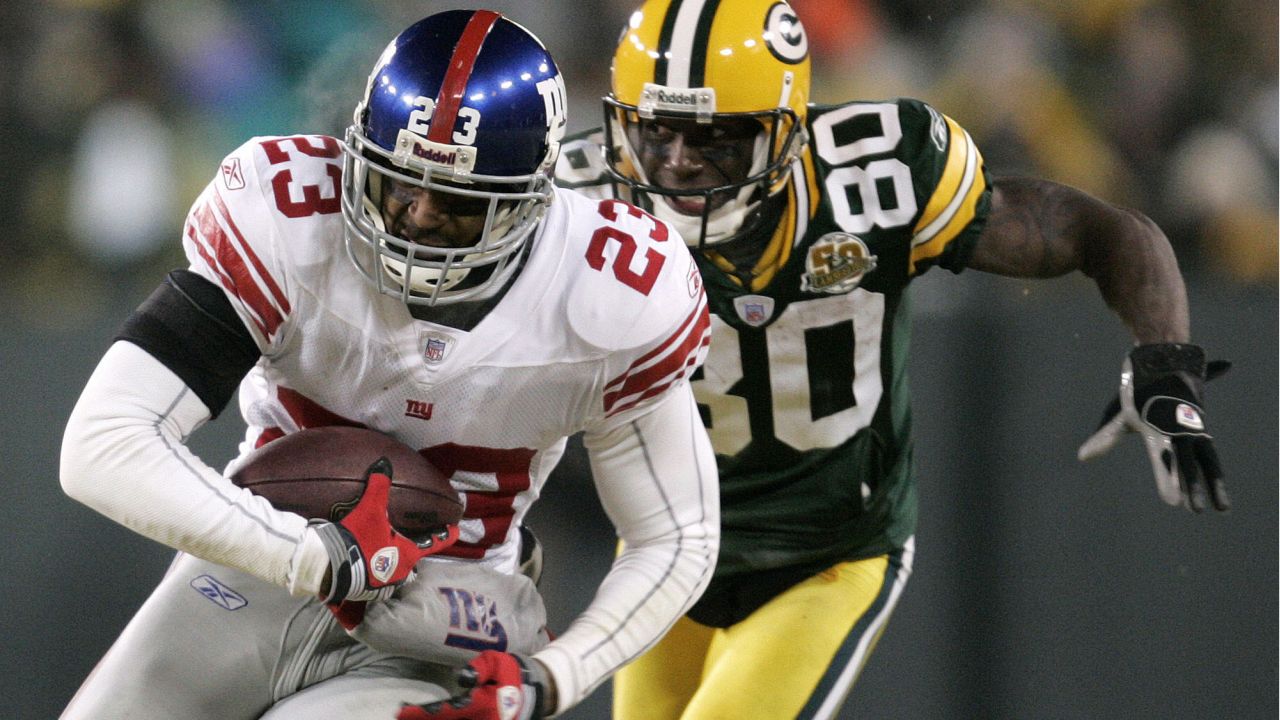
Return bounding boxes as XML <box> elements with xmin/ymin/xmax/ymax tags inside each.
<box><xmin>405</xmin><ymin>399</ymin><xmax>434</xmax><ymax>420</ymax></box>
<box><xmin>440</xmin><ymin>587</ymin><xmax>509</xmax><ymax>652</ymax></box>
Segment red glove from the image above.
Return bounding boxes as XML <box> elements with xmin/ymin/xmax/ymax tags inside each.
<box><xmin>396</xmin><ymin>651</ymin><xmax>550</xmax><ymax>720</ymax></box>
<box><xmin>312</xmin><ymin>457</ymin><xmax>460</xmax><ymax>627</ymax></box>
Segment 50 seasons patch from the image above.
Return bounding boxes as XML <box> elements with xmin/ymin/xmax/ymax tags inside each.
<box><xmin>800</xmin><ymin>232</ymin><xmax>878</xmax><ymax>294</ymax></box>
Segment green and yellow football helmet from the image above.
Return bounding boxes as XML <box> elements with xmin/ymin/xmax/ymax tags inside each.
<box><xmin>605</xmin><ymin>0</ymin><xmax>811</xmax><ymax>246</ymax></box>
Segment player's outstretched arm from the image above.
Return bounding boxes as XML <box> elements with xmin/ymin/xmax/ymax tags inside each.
<box><xmin>970</xmin><ymin>176</ymin><xmax>1188</xmax><ymax>343</ymax></box>
<box><xmin>967</xmin><ymin>177</ymin><xmax>1229</xmax><ymax>512</ymax></box>
<box><xmin>59</xmin><ymin>341</ymin><xmax>315</xmax><ymax>582</ymax></box>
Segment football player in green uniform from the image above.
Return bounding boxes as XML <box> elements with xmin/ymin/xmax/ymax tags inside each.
<box><xmin>554</xmin><ymin>0</ymin><xmax>1229</xmax><ymax>717</ymax></box>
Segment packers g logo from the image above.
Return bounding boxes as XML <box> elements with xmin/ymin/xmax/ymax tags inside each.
<box><xmin>801</xmin><ymin>232</ymin><xmax>877</xmax><ymax>294</ymax></box>
<box><xmin>764</xmin><ymin>2</ymin><xmax>809</xmax><ymax>64</ymax></box>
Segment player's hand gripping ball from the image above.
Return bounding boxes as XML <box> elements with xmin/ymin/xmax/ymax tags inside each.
<box><xmin>229</xmin><ymin>426</ymin><xmax>463</xmax><ymax>539</ymax></box>
<box><xmin>231</xmin><ymin>426</ymin><xmax>464</xmax><ymax>625</ymax></box>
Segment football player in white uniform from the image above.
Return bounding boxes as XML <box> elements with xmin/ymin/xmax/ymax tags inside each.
<box><xmin>59</xmin><ymin>10</ymin><xmax>718</xmax><ymax>720</ymax></box>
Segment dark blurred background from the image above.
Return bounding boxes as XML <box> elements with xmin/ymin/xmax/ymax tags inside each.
<box><xmin>2</xmin><ymin>1</ymin><xmax>1275</xmax><ymax>718</ymax></box>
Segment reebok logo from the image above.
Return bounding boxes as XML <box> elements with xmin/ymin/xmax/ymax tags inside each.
<box><xmin>221</xmin><ymin>159</ymin><xmax>245</xmax><ymax>190</ymax></box>
<box><xmin>191</xmin><ymin>574</ymin><xmax>248</xmax><ymax>611</ymax></box>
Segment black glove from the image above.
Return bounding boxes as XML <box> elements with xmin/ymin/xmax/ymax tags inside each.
<box><xmin>396</xmin><ymin>651</ymin><xmax>551</xmax><ymax>720</ymax></box>
<box><xmin>1078</xmin><ymin>343</ymin><xmax>1230</xmax><ymax>512</ymax></box>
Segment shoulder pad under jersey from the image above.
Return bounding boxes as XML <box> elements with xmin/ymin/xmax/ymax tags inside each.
<box><xmin>550</xmin><ymin>189</ymin><xmax>708</xmax><ymax>354</ymax></box>
<box><xmin>550</xmin><ymin>189</ymin><xmax>710</xmax><ymax>420</ymax></box>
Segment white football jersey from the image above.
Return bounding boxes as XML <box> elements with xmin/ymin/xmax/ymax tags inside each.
<box><xmin>184</xmin><ymin>134</ymin><xmax>711</xmax><ymax>575</ymax></box>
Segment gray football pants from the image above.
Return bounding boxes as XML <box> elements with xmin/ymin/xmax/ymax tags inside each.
<box><xmin>61</xmin><ymin>553</ymin><xmax>455</xmax><ymax>720</ymax></box>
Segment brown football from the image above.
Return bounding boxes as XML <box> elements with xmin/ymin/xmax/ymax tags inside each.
<box><xmin>229</xmin><ymin>426</ymin><xmax>462</xmax><ymax>541</ymax></box>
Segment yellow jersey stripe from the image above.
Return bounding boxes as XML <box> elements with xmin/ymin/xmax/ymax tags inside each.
<box><xmin>912</xmin><ymin>116</ymin><xmax>969</xmax><ymax>237</ymax></box>
<box><xmin>909</xmin><ymin>117</ymin><xmax>985</xmax><ymax>273</ymax></box>
<box><xmin>749</xmin><ymin>200</ymin><xmax>790</xmax><ymax>289</ymax></box>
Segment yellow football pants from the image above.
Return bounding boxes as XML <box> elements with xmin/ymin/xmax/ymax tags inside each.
<box><xmin>614</xmin><ymin>539</ymin><xmax>913</xmax><ymax>720</ymax></box>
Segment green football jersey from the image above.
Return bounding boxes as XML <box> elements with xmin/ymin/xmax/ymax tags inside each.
<box><xmin>557</xmin><ymin>98</ymin><xmax>992</xmax><ymax>583</ymax></box>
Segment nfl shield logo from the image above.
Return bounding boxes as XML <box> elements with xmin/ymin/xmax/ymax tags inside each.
<box><xmin>732</xmin><ymin>295</ymin><xmax>775</xmax><ymax>327</ymax></box>
<box><xmin>1176</xmin><ymin>402</ymin><xmax>1204</xmax><ymax>430</ymax></box>
<box><xmin>424</xmin><ymin>337</ymin><xmax>447</xmax><ymax>362</ymax></box>
<box><xmin>421</xmin><ymin>330</ymin><xmax>453</xmax><ymax>363</ymax></box>
<box><xmin>370</xmin><ymin>547</ymin><xmax>399</xmax><ymax>583</ymax></box>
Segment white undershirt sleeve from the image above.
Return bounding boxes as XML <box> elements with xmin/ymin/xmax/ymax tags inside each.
<box><xmin>532</xmin><ymin>385</ymin><xmax>720</xmax><ymax>715</ymax></box>
<box><xmin>60</xmin><ymin>340</ymin><xmax>329</xmax><ymax>594</ymax></box>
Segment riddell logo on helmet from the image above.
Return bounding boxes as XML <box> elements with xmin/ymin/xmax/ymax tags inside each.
<box><xmin>641</xmin><ymin>83</ymin><xmax>716</xmax><ymax>117</ymax></box>
<box><xmin>656</xmin><ymin>89</ymin><xmax>698</xmax><ymax>106</ymax></box>
<box><xmin>393</xmin><ymin>130</ymin><xmax>477</xmax><ymax>173</ymax></box>
<box><xmin>412</xmin><ymin>145</ymin><xmax>458</xmax><ymax>166</ymax></box>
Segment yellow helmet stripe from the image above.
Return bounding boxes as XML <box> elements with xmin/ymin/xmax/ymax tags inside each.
<box><xmin>909</xmin><ymin>116</ymin><xmax>986</xmax><ymax>273</ymax></box>
<box><xmin>654</xmin><ymin>0</ymin><xmax>723</xmax><ymax>88</ymax></box>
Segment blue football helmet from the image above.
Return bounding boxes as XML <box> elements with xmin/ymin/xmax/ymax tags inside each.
<box><xmin>341</xmin><ymin>10</ymin><xmax>567</xmax><ymax>305</ymax></box>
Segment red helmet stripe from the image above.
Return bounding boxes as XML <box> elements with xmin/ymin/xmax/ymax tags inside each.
<box><xmin>428</xmin><ymin>9</ymin><xmax>501</xmax><ymax>144</ymax></box>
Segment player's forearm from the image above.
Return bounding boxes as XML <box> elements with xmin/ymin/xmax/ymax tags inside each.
<box><xmin>1079</xmin><ymin>208</ymin><xmax>1190</xmax><ymax>344</ymax></box>
<box><xmin>536</xmin><ymin>389</ymin><xmax>720</xmax><ymax>714</ymax></box>
<box><xmin>60</xmin><ymin>341</ymin><xmax>319</xmax><ymax>589</ymax></box>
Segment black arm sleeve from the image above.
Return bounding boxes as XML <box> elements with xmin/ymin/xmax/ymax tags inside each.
<box><xmin>115</xmin><ymin>269</ymin><xmax>261</xmax><ymax>418</ymax></box>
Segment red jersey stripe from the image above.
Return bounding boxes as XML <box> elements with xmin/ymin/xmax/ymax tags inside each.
<box><xmin>604</xmin><ymin>297</ymin><xmax>711</xmax><ymax>415</ymax></box>
<box><xmin>186</xmin><ymin>222</ymin><xmax>268</xmax><ymax>338</ymax></box>
<box><xmin>189</xmin><ymin>202</ymin><xmax>284</xmax><ymax>337</ymax></box>
<box><xmin>211</xmin><ymin>191</ymin><xmax>290</xmax><ymax>314</ymax></box>
<box><xmin>604</xmin><ymin>292</ymin><xmax>706</xmax><ymax>396</ymax></box>
<box><xmin>185</xmin><ymin>222</ymin><xmax>236</xmax><ymax>295</ymax></box>
<box><xmin>427</xmin><ymin>10</ymin><xmax>501</xmax><ymax>144</ymax></box>
<box><xmin>605</xmin><ymin>340</ymin><xmax>708</xmax><ymax>417</ymax></box>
